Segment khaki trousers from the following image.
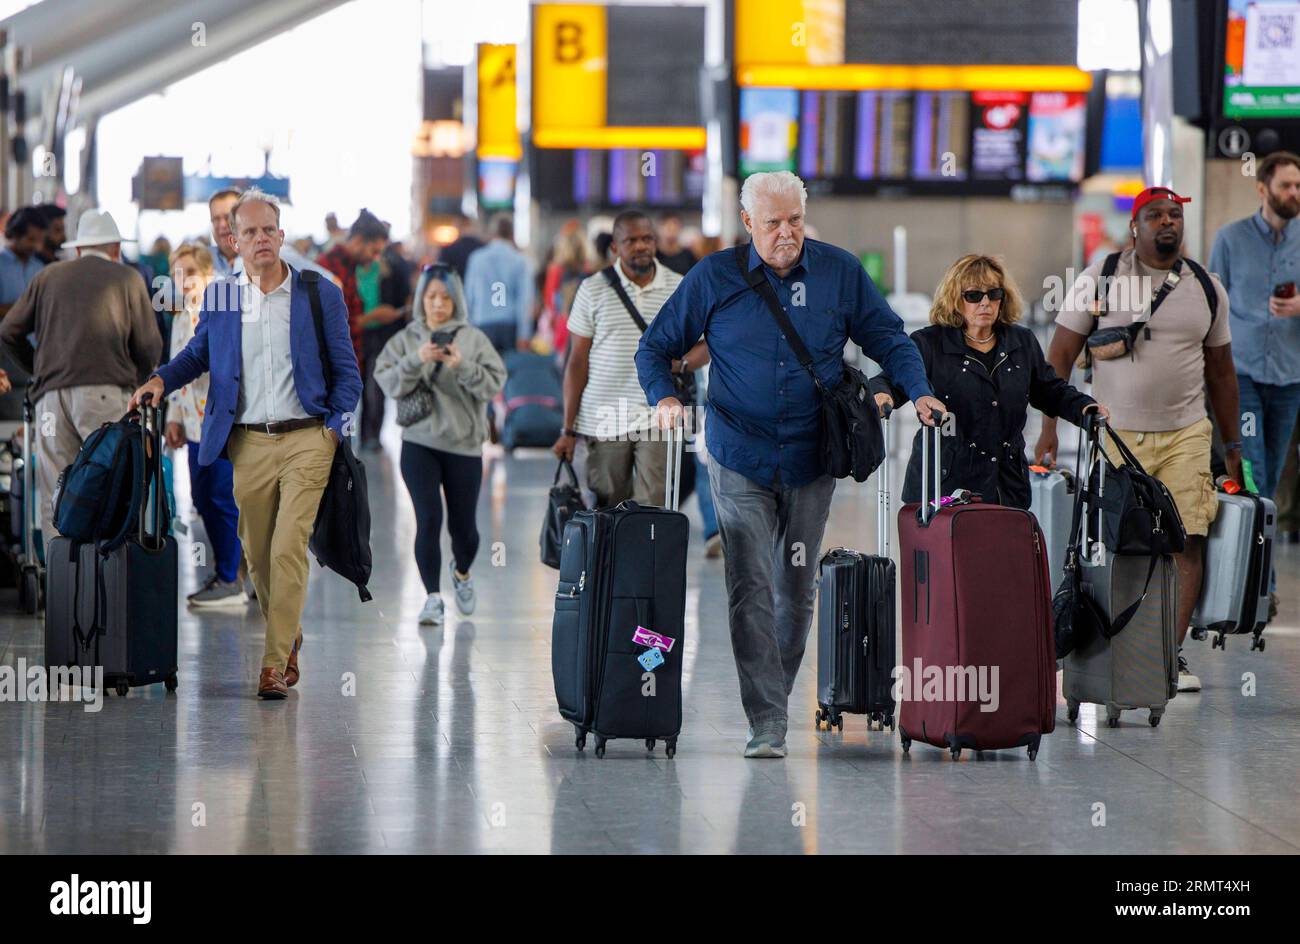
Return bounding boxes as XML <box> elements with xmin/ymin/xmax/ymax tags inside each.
<box><xmin>226</xmin><ymin>424</ymin><xmax>336</xmax><ymax>671</ymax></box>
<box><xmin>35</xmin><ymin>384</ymin><xmax>134</xmax><ymax>551</ymax></box>
<box><xmin>584</xmin><ymin>435</ymin><xmax>668</xmax><ymax>508</ymax></box>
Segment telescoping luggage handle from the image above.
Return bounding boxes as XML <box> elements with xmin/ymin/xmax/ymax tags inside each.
<box><xmin>877</xmin><ymin>403</ymin><xmax>892</xmax><ymax>555</ymax></box>
<box><xmin>136</xmin><ymin>392</ymin><xmax>167</xmax><ymax>551</ymax></box>
<box><xmin>663</xmin><ymin>419</ymin><xmax>685</xmax><ymax>512</ymax></box>
<box><xmin>918</xmin><ymin>408</ymin><xmax>946</xmax><ymax>526</ymax></box>
<box><xmin>1079</xmin><ymin>412</ymin><xmax>1107</xmax><ymax>567</ymax></box>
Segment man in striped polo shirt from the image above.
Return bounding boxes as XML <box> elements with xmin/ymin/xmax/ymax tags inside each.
<box><xmin>553</xmin><ymin>210</ymin><xmax>707</xmax><ymax>506</ymax></box>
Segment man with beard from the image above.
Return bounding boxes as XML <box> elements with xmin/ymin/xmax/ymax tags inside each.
<box><xmin>1039</xmin><ymin>186</ymin><xmax>1241</xmax><ymax>694</ymax></box>
<box><xmin>1210</xmin><ymin>151</ymin><xmax>1300</xmax><ymax>619</ymax></box>
<box><xmin>553</xmin><ymin>209</ymin><xmax>704</xmax><ymax>507</ymax></box>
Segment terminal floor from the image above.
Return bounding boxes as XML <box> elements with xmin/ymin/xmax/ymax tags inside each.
<box><xmin>2</xmin><ymin>429</ymin><xmax>1299</xmax><ymax>854</ymax></box>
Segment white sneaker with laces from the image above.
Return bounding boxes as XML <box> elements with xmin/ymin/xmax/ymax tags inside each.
<box><xmin>449</xmin><ymin>562</ymin><xmax>476</xmax><ymax>616</ymax></box>
<box><xmin>418</xmin><ymin>594</ymin><xmax>445</xmax><ymax>625</ymax></box>
<box><xmin>1177</xmin><ymin>649</ymin><xmax>1201</xmax><ymax>693</ymax></box>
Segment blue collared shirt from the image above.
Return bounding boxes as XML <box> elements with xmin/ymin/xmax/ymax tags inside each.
<box><xmin>1209</xmin><ymin>211</ymin><xmax>1300</xmax><ymax>385</ymax></box>
<box><xmin>463</xmin><ymin>239</ymin><xmax>534</xmax><ymax>341</ymax></box>
<box><xmin>636</xmin><ymin>240</ymin><xmax>932</xmax><ymax>488</ymax></box>
<box><xmin>0</xmin><ymin>247</ymin><xmax>44</xmax><ymax>305</ymax></box>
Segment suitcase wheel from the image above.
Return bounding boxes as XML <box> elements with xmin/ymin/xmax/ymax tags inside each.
<box><xmin>665</xmin><ymin>738</ymin><xmax>677</xmax><ymax>759</ymax></box>
<box><xmin>1106</xmin><ymin>705</ymin><xmax>1121</xmax><ymax>728</ymax></box>
<box><xmin>1190</xmin><ymin>626</ymin><xmax>1207</xmax><ymax>642</ymax></box>
<box><xmin>885</xmin><ymin>715</ymin><xmax>895</xmax><ymax>733</ymax></box>
<box><xmin>1027</xmin><ymin>746</ymin><xmax>1038</xmax><ymax>761</ymax></box>
<box><xmin>645</xmin><ymin>738</ymin><xmax>656</xmax><ymax>751</ymax></box>
<box><xmin>900</xmin><ymin>734</ymin><xmax>911</xmax><ymax>754</ymax></box>
<box><xmin>814</xmin><ymin>706</ymin><xmax>828</xmax><ymax>730</ymax></box>
<box><xmin>949</xmin><ymin>747</ymin><xmax>961</xmax><ymax>761</ymax></box>
<box><xmin>1212</xmin><ymin>633</ymin><xmax>1225</xmax><ymax>651</ymax></box>
<box><xmin>1251</xmin><ymin>635</ymin><xmax>1265</xmax><ymax>653</ymax></box>
<box><xmin>165</xmin><ymin>673</ymin><xmax>178</xmax><ymax>693</ymax></box>
<box><xmin>114</xmin><ymin>680</ymin><xmax>129</xmax><ymax>697</ymax></box>
<box><xmin>573</xmin><ymin>726</ymin><xmax>586</xmax><ymax>752</ymax></box>
<box><xmin>1066</xmin><ymin>700</ymin><xmax>1079</xmax><ymax>725</ymax></box>
<box><xmin>1148</xmin><ymin>712</ymin><xmax>1161</xmax><ymax>728</ymax></box>
<box><xmin>594</xmin><ymin>736</ymin><xmax>607</xmax><ymax>759</ymax></box>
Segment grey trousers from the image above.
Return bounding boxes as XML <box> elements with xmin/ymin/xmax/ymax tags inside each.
<box><xmin>707</xmin><ymin>460</ymin><xmax>836</xmax><ymax>733</ymax></box>
<box><xmin>35</xmin><ymin>384</ymin><xmax>135</xmax><ymax>552</ymax></box>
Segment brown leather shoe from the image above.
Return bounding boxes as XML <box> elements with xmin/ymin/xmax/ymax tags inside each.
<box><xmin>285</xmin><ymin>632</ymin><xmax>304</xmax><ymax>688</ymax></box>
<box><xmin>257</xmin><ymin>667</ymin><xmax>288</xmax><ymax>699</ymax></box>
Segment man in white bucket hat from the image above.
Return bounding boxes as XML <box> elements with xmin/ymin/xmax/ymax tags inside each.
<box><xmin>0</xmin><ymin>208</ymin><xmax>162</xmax><ymax>551</ymax></box>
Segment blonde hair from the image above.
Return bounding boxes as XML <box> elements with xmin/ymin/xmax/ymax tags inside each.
<box><xmin>929</xmin><ymin>254</ymin><xmax>1023</xmax><ymax>328</ymax></box>
<box><xmin>169</xmin><ymin>240</ymin><xmax>214</xmax><ymax>275</ymax></box>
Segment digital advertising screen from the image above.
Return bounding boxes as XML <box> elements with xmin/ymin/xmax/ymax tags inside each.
<box><xmin>1223</xmin><ymin>0</ymin><xmax>1300</xmax><ymax>118</ymax></box>
<box><xmin>969</xmin><ymin>91</ymin><xmax>1029</xmax><ymax>181</ymax></box>
<box><xmin>1026</xmin><ymin>91</ymin><xmax>1087</xmax><ymax>182</ymax></box>
<box><xmin>739</xmin><ymin>87</ymin><xmax>800</xmax><ymax>176</ymax></box>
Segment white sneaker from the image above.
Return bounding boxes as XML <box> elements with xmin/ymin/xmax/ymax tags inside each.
<box><xmin>448</xmin><ymin>562</ymin><xmax>476</xmax><ymax>616</ymax></box>
<box><xmin>1177</xmin><ymin>650</ymin><xmax>1201</xmax><ymax>693</ymax></box>
<box><xmin>418</xmin><ymin>594</ymin><xmax>445</xmax><ymax>625</ymax></box>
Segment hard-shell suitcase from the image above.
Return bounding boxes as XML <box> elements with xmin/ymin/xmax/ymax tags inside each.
<box><xmin>815</xmin><ymin>410</ymin><xmax>896</xmax><ymax>732</ymax></box>
<box><xmin>1063</xmin><ymin>419</ymin><xmax>1178</xmax><ymax>728</ymax></box>
<box><xmin>552</xmin><ymin>427</ymin><xmax>688</xmax><ymax>757</ymax></box>
<box><xmin>44</xmin><ymin>397</ymin><xmax>179</xmax><ymax>696</ymax></box>
<box><xmin>897</xmin><ymin>416</ymin><xmax>1056</xmax><ymax>760</ymax></box>
<box><xmin>1029</xmin><ymin>465</ymin><xmax>1075</xmax><ymax>597</ymax></box>
<box><xmin>1190</xmin><ymin>487</ymin><xmax>1274</xmax><ymax>652</ymax></box>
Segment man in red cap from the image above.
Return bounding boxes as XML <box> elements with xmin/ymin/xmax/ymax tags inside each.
<box><xmin>1038</xmin><ymin>185</ymin><xmax>1243</xmax><ymax>694</ymax></box>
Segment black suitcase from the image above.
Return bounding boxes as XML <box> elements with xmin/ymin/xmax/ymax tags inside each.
<box><xmin>552</xmin><ymin>428</ymin><xmax>688</xmax><ymax>757</ymax></box>
<box><xmin>815</xmin><ymin>409</ymin><xmax>897</xmax><ymax>732</ymax></box>
<box><xmin>45</xmin><ymin>398</ymin><xmax>178</xmax><ymax>696</ymax></box>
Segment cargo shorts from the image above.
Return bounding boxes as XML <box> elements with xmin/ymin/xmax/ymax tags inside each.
<box><xmin>1102</xmin><ymin>417</ymin><xmax>1218</xmax><ymax>538</ymax></box>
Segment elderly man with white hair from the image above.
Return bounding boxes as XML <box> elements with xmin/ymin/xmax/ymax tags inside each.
<box><xmin>636</xmin><ymin>171</ymin><xmax>945</xmax><ymax>758</ymax></box>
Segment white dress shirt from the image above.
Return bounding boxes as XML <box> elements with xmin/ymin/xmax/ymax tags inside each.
<box><xmin>236</xmin><ymin>264</ymin><xmax>310</xmax><ymax>424</ymax></box>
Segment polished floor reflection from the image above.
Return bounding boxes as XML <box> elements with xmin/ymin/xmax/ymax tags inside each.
<box><xmin>2</xmin><ymin>418</ymin><xmax>1299</xmax><ymax>854</ymax></box>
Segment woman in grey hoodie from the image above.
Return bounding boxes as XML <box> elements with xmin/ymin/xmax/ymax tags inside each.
<box><xmin>375</xmin><ymin>264</ymin><xmax>506</xmax><ymax>624</ymax></box>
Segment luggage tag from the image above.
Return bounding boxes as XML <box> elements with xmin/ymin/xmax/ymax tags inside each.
<box><xmin>632</xmin><ymin>625</ymin><xmax>675</xmax><ymax>652</ymax></box>
<box><xmin>637</xmin><ymin>648</ymin><xmax>665</xmax><ymax>672</ymax></box>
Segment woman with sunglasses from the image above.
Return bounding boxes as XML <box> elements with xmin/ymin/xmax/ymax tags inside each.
<box><xmin>872</xmin><ymin>254</ymin><xmax>1108</xmax><ymax>509</ymax></box>
<box><xmin>375</xmin><ymin>264</ymin><xmax>507</xmax><ymax>625</ymax></box>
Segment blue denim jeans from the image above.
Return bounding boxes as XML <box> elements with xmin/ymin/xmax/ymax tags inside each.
<box><xmin>707</xmin><ymin>461</ymin><xmax>836</xmax><ymax>733</ymax></box>
<box><xmin>1237</xmin><ymin>374</ymin><xmax>1300</xmax><ymax>499</ymax></box>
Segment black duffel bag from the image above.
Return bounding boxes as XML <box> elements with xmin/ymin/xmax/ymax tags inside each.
<box><xmin>1084</xmin><ymin>422</ymin><xmax>1186</xmax><ymax>556</ymax></box>
<box><xmin>734</xmin><ymin>246</ymin><xmax>884</xmax><ymax>482</ymax></box>
<box><xmin>541</xmin><ymin>458</ymin><xmax>587</xmax><ymax>568</ymax></box>
<box><xmin>303</xmin><ymin>271</ymin><xmax>373</xmax><ymax>602</ymax></box>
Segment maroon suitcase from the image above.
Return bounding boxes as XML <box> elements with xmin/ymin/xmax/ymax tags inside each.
<box><xmin>896</xmin><ymin>421</ymin><xmax>1056</xmax><ymax>760</ymax></box>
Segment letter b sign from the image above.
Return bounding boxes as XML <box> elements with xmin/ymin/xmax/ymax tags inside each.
<box><xmin>554</xmin><ymin>21</ymin><xmax>583</xmax><ymax>63</ymax></box>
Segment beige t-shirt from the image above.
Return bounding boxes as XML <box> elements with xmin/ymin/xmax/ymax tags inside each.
<box><xmin>1055</xmin><ymin>249</ymin><xmax>1230</xmax><ymax>431</ymax></box>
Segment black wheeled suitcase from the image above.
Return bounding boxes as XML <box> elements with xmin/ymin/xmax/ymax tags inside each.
<box><xmin>552</xmin><ymin>428</ymin><xmax>688</xmax><ymax>757</ymax></box>
<box><xmin>45</xmin><ymin>398</ymin><xmax>179</xmax><ymax>696</ymax></box>
<box><xmin>815</xmin><ymin>409</ymin><xmax>896</xmax><ymax>733</ymax></box>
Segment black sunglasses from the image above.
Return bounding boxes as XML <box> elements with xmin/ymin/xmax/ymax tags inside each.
<box><xmin>962</xmin><ymin>288</ymin><xmax>1005</xmax><ymax>304</ymax></box>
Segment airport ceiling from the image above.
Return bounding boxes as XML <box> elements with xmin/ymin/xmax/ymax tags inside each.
<box><xmin>2</xmin><ymin>0</ymin><xmax>348</xmax><ymax>128</ymax></box>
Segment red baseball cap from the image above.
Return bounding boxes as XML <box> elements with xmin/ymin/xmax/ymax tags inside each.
<box><xmin>1131</xmin><ymin>186</ymin><xmax>1191</xmax><ymax>220</ymax></box>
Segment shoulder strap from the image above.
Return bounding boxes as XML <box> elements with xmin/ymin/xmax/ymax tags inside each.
<box><xmin>300</xmin><ymin>268</ymin><xmax>333</xmax><ymax>391</ymax></box>
<box><xmin>1181</xmin><ymin>257</ymin><xmax>1219</xmax><ymax>339</ymax></box>
<box><xmin>601</xmin><ymin>266</ymin><xmax>649</xmax><ymax>333</ymax></box>
<box><xmin>731</xmin><ymin>244</ymin><xmax>823</xmax><ymax>392</ymax></box>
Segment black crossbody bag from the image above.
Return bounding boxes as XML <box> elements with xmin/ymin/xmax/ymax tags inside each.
<box><xmin>731</xmin><ymin>245</ymin><xmax>883</xmax><ymax>482</ymax></box>
<box><xmin>601</xmin><ymin>267</ymin><xmax>697</xmax><ymax>405</ymax></box>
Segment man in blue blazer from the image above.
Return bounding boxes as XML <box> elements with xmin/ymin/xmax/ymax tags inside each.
<box><xmin>133</xmin><ymin>189</ymin><xmax>362</xmax><ymax>698</ymax></box>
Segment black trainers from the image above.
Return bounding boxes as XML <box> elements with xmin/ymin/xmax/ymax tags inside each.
<box><xmin>187</xmin><ymin>574</ymin><xmax>250</xmax><ymax>609</ymax></box>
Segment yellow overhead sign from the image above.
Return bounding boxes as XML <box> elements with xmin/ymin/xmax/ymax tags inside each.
<box><xmin>735</xmin><ymin>0</ymin><xmax>845</xmax><ymax>66</ymax></box>
<box><xmin>737</xmin><ymin>63</ymin><xmax>1093</xmax><ymax>92</ymax></box>
<box><xmin>477</xmin><ymin>44</ymin><xmax>521</xmax><ymax>160</ymax></box>
<box><xmin>533</xmin><ymin>3</ymin><xmax>607</xmax><ymax>132</ymax></box>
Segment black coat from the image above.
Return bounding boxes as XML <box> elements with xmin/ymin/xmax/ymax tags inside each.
<box><xmin>872</xmin><ymin>323</ymin><xmax>1094</xmax><ymax>510</ymax></box>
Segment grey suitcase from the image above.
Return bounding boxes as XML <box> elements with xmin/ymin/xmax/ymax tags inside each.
<box><xmin>1063</xmin><ymin>420</ymin><xmax>1178</xmax><ymax>728</ymax></box>
<box><xmin>1029</xmin><ymin>466</ymin><xmax>1075</xmax><ymax>597</ymax></box>
<box><xmin>1191</xmin><ymin>490</ymin><xmax>1274</xmax><ymax>652</ymax></box>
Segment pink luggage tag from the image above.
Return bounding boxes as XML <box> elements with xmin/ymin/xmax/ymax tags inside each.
<box><xmin>632</xmin><ymin>625</ymin><xmax>675</xmax><ymax>652</ymax></box>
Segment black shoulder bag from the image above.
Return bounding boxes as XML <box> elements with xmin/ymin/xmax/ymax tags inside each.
<box><xmin>600</xmin><ymin>266</ymin><xmax>697</xmax><ymax>405</ymax></box>
<box><xmin>301</xmin><ymin>269</ymin><xmax>374</xmax><ymax>602</ymax></box>
<box><xmin>732</xmin><ymin>245</ymin><xmax>883</xmax><ymax>482</ymax></box>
